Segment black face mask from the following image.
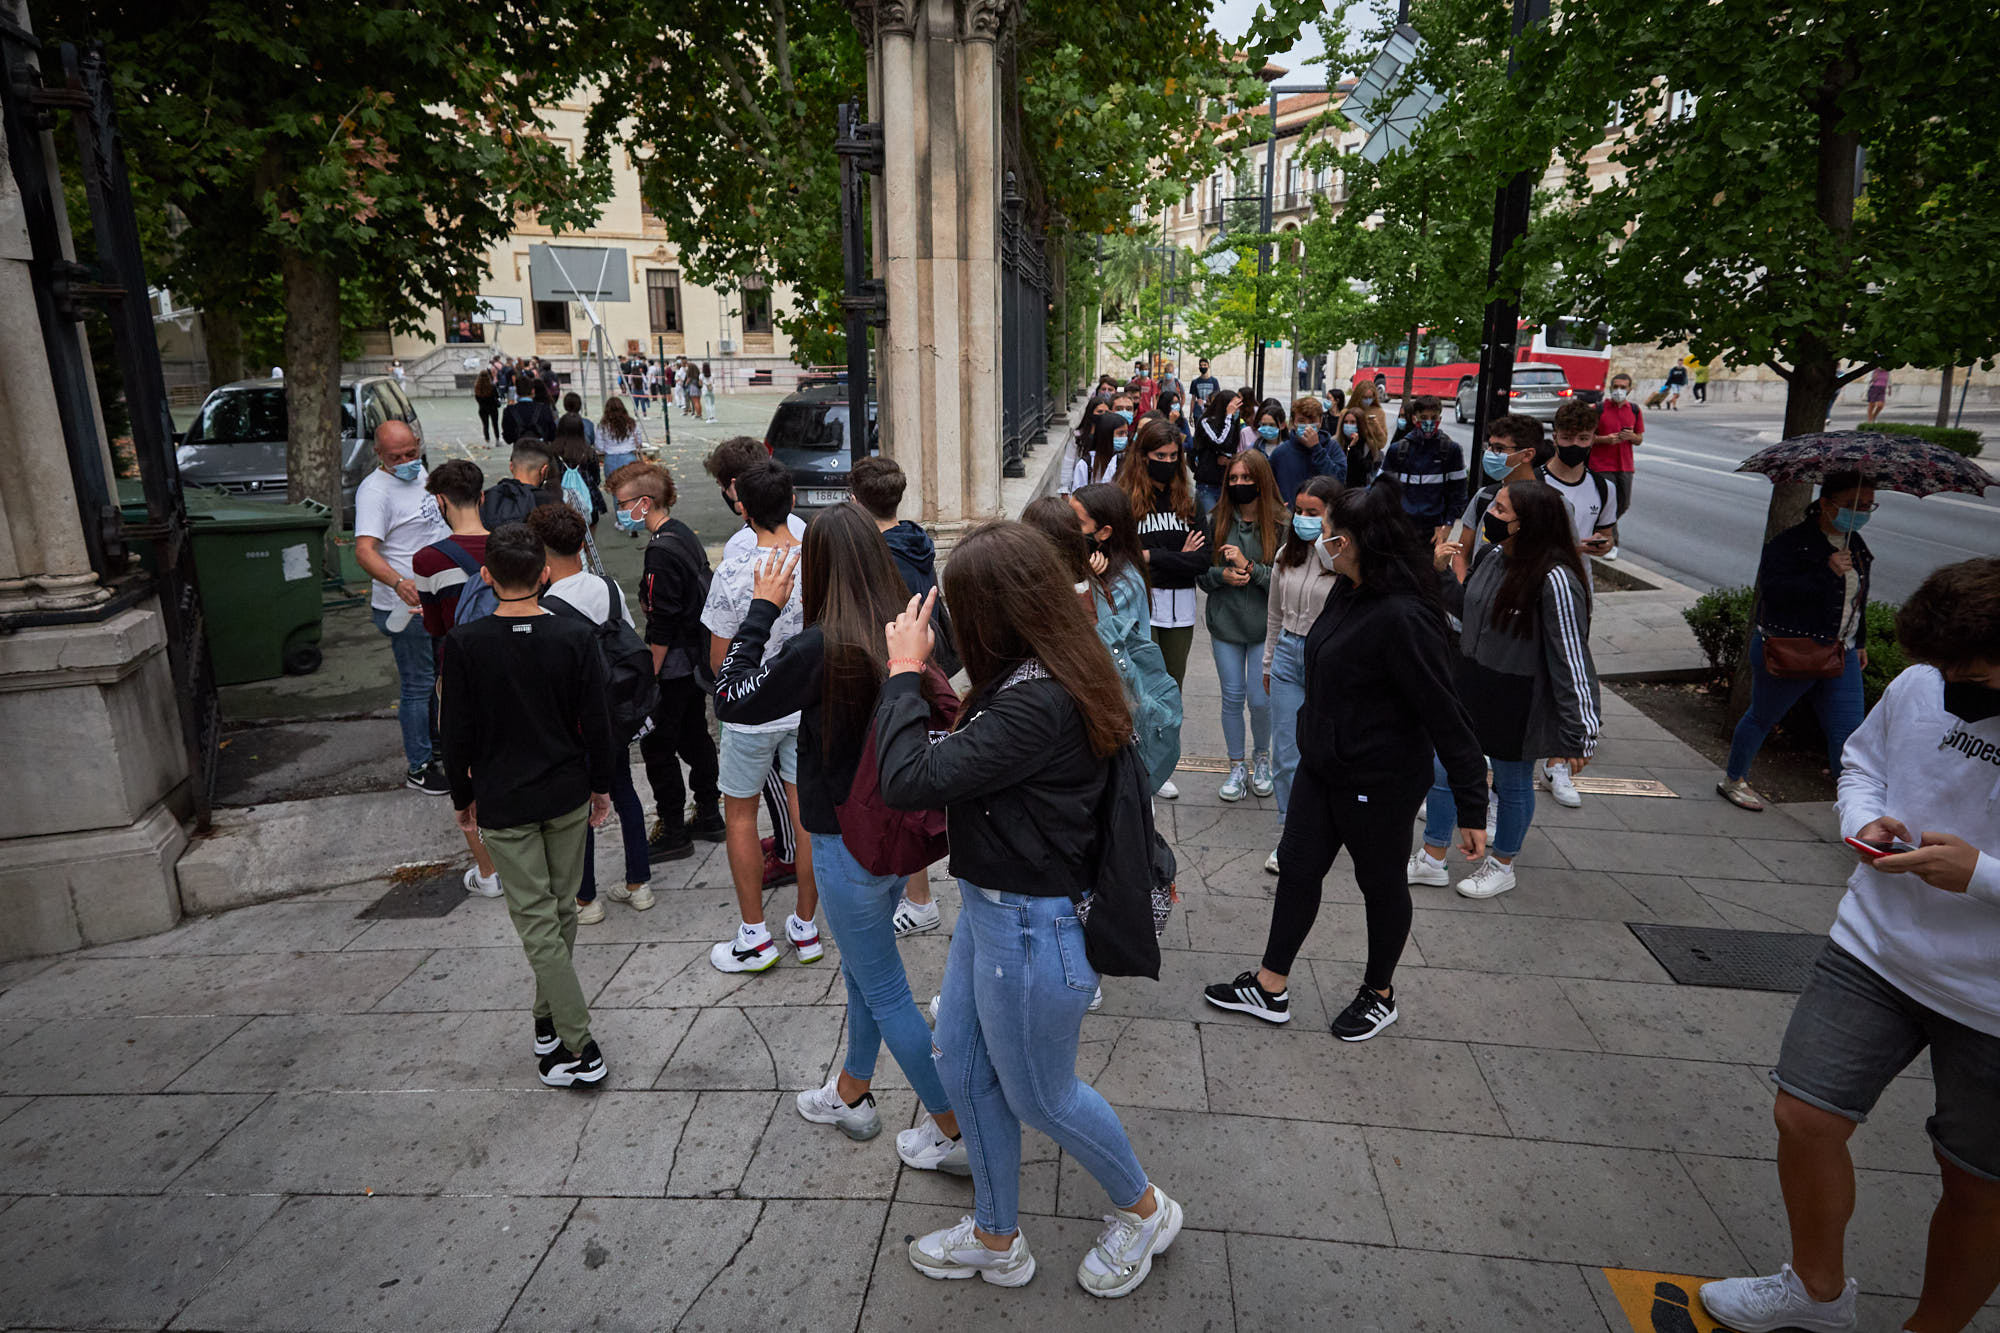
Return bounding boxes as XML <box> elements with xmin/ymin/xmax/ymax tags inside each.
<box><xmin>1943</xmin><ymin>681</ymin><xmax>2000</xmax><ymax>723</ymax></box>
<box><xmin>1481</xmin><ymin>511</ymin><xmax>1514</xmax><ymax>546</ymax></box>
<box><xmin>720</xmin><ymin>484</ymin><xmax>740</xmax><ymax>516</ymax></box>
<box><xmin>1226</xmin><ymin>482</ymin><xmax>1259</xmax><ymax>507</ymax></box>
<box><xmin>1146</xmin><ymin>458</ymin><xmax>1181</xmax><ymax>486</ymax></box>
<box><xmin>1555</xmin><ymin>444</ymin><xmax>1592</xmax><ymax>468</ymax></box>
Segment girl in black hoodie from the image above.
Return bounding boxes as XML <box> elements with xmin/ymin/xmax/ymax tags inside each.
<box><xmin>1116</xmin><ymin>416</ymin><xmax>1208</xmax><ymax>676</ymax></box>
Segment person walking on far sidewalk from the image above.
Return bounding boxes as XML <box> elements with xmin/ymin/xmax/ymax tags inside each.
<box><xmin>1864</xmin><ymin>366</ymin><xmax>1891</xmax><ymax>423</ymax></box>
<box><xmin>878</xmin><ymin>523</ymin><xmax>1184</xmax><ymax>1299</ymax></box>
<box><xmin>1262</xmin><ymin>475</ymin><xmax>1343</xmax><ymax>875</ymax></box>
<box><xmin>354</xmin><ymin>421</ymin><xmax>452</xmax><ymax>793</ymax></box>
<box><xmin>440</xmin><ymin>523</ymin><xmax>616</xmax><ymax>1088</ymax></box>
<box><xmin>1692</xmin><ymin>357</ymin><xmax>1711</xmax><ymax>403</ymax></box>
<box><xmin>1701</xmin><ymin>556</ymin><xmax>2000</xmax><ymax>1333</ymax></box>
<box><xmin>1416</xmin><ymin>481</ymin><xmax>1601</xmax><ymax>901</ymax></box>
<box><xmin>1590</xmin><ymin>373</ymin><xmax>1645</xmax><ymax>558</ymax></box>
<box><xmin>1203</xmin><ymin>481</ymin><xmax>1488</xmax><ymax>1042</ymax></box>
<box><xmin>1717</xmin><ymin>474</ymin><xmax>1876</xmax><ymax>812</ymax></box>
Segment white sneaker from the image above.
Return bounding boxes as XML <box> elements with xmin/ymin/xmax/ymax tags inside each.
<box><xmin>1406</xmin><ymin>850</ymin><xmax>1449</xmax><ymax>887</ymax></box>
<box><xmin>711</xmin><ymin>929</ymin><xmax>780</xmax><ymax>973</ymax></box>
<box><xmin>897</xmin><ymin>1118</ymin><xmax>970</xmax><ymax>1174</ymax></box>
<box><xmin>1077</xmin><ymin>1186</ymin><xmax>1183</xmax><ymax>1299</ymax></box>
<box><xmin>463</xmin><ymin>866</ymin><xmax>502</xmax><ymax>898</ymax></box>
<box><xmin>1455</xmin><ymin>857</ymin><xmax>1517</xmax><ymax>900</ymax></box>
<box><xmin>892</xmin><ymin>897</ymin><xmax>941</xmax><ymax>937</ymax></box>
<box><xmin>1156</xmin><ymin>779</ymin><xmax>1179</xmax><ymax>800</ymax></box>
<box><xmin>1249</xmin><ymin>752</ymin><xmax>1275</xmax><ymax>798</ymax></box>
<box><xmin>1218</xmin><ymin>763</ymin><xmax>1248</xmax><ymax>802</ymax></box>
<box><xmin>786</xmin><ymin>913</ymin><xmax>825</xmax><ymax>964</ymax></box>
<box><xmin>1699</xmin><ymin>1264</ymin><xmax>1858</xmax><ymax>1333</ymax></box>
<box><xmin>795</xmin><ymin>1077</ymin><xmax>881</xmax><ymax>1141</ymax></box>
<box><xmin>604</xmin><ymin>882</ymin><xmax>656</xmax><ymax>911</ymax></box>
<box><xmin>1264</xmin><ymin>849</ymin><xmax>1280</xmax><ymax>876</ymax></box>
<box><xmin>1089</xmin><ymin>985</ymin><xmax>1104</xmax><ymax>1013</ymax></box>
<box><xmin>575</xmin><ymin>898</ymin><xmax>606</xmax><ymax>925</ymax></box>
<box><xmin>910</xmin><ymin>1217</ymin><xmax>1037</xmax><ymax>1287</ymax></box>
<box><xmin>927</xmin><ymin>993</ymin><xmax>942</xmax><ymax>1025</ymax></box>
<box><xmin>1603</xmin><ymin>545</ymin><xmax>1619</xmax><ymax>561</ymax></box>
<box><xmin>1538</xmin><ymin>760</ymin><xmax>1582</xmax><ymax>809</ymax></box>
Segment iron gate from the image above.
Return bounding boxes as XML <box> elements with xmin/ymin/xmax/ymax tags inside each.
<box><xmin>1000</xmin><ymin>176</ymin><xmax>1051</xmax><ymax>479</ymax></box>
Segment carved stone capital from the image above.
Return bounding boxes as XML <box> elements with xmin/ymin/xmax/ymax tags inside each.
<box><xmin>957</xmin><ymin>0</ymin><xmax>1010</xmax><ymax>41</ymax></box>
<box><xmin>847</xmin><ymin>0</ymin><xmax>876</xmax><ymax>41</ymax></box>
<box><xmin>877</xmin><ymin>0</ymin><xmax>918</xmax><ymax>37</ymax></box>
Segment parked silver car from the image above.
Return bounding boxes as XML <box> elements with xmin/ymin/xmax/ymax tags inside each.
<box><xmin>174</xmin><ymin>376</ymin><xmax>425</xmax><ymax>526</ymax></box>
<box><xmin>1453</xmin><ymin>362</ymin><xmax>1576</xmax><ymax>426</ymax></box>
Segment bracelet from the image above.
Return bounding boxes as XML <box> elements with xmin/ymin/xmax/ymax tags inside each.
<box><xmin>887</xmin><ymin>657</ymin><xmax>926</xmax><ymax>673</ymax></box>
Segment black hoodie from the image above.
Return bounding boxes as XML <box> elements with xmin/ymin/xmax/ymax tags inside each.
<box><xmin>881</xmin><ymin>519</ymin><xmax>961</xmax><ymax>676</ymax></box>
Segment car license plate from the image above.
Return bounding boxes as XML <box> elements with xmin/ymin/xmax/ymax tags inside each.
<box><xmin>802</xmin><ymin>488</ymin><xmax>848</xmax><ymax>506</ymax></box>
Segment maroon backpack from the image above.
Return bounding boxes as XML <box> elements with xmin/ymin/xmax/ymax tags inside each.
<box><xmin>835</xmin><ymin>666</ymin><xmax>961</xmax><ymax>876</ymax></box>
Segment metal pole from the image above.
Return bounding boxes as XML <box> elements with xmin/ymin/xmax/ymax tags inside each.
<box><xmin>1254</xmin><ymin>86</ymin><xmax>1278</xmax><ymax>405</ymax></box>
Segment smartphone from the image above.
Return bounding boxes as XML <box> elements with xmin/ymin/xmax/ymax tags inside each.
<box><xmin>1845</xmin><ymin>835</ymin><xmax>1918</xmax><ymax>859</ymax></box>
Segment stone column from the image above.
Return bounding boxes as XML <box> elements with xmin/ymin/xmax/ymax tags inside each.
<box><xmin>855</xmin><ymin>0</ymin><xmax>1013</xmax><ymax>549</ymax></box>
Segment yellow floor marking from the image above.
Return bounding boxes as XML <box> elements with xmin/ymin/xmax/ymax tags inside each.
<box><xmin>1601</xmin><ymin>1269</ymin><xmax>1736</xmax><ymax>1332</ymax></box>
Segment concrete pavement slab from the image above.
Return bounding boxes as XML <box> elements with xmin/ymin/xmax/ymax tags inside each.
<box><xmin>1592</xmin><ymin>794</ymin><xmax>1820</xmax><ymax>841</ymax></box>
<box><xmin>366</xmin><ymin>943</ymin><xmax>632</xmax><ymax>1012</ymax></box>
<box><xmin>1055</xmin><ymin>1107</ymin><xmax>1391</xmax><ymax>1243</ymax></box>
<box><xmin>1408</xmin><ymin>910</ymin><xmax>1671</xmax><ymax>981</ymax></box>
<box><xmin>671</xmin><ymin>1198</ymin><xmax>886</xmax><ymax>1331</ymax></box>
<box><xmin>666</xmin><ymin>1090</ymin><xmax>781</xmax><ymax>1196</ymax></box>
<box><xmin>1472</xmin><ymin>1046</ymin><xmax>1777</xmax><ymax>1157</ymax></box>
<box><xmin>1734</xmin><ymin>835</ymin><xmax>1861</xmax><ymax>887</ymax></box>
<box><xmin>594</xmin><ymin>939</ymin><xmax>843</xmax><ymax>1008</ymax></box>
<box><xmin>860</xmin><ymin>1202</ymin><xmax>1234</xmax><ymax>1331</ymax></box>
<box><xmin>0</xmin><ymin>1093</ymin><xmax>264</xmax><ymax>1193</ymax></box>
<box><xmin>1182</xmin><ymin>893</ymin><xmax>1438</xmax><ymax>964</ymax></box>
<box><xmin>1227</xmin><ymin>1233</ymin><xmax>1610</xmax><ymax>1333</ymax></box>
<box><xmin>1365</xmin><ymin>1128</ymin><xmax>1745</xmax><ymax>1272</ymax></box>
<box><xmin>497</xmin><ymin>1197</ymin><xmax>763</xmax><ymax>1333</ymax></box>
<box><xmin>0</xmin><ymin>949</ymin><xmax>430</xmax><ymax>1017</ymax></box>
<box><xmin>1542</xmin><ymin>827</ymin><xmax>1776</xmax><ymax>880</ymax></box>
<box><xmin>1363</xmin><ymin>966</ymin><xmax>1600</xmax><ymax>1052</ymax></box>
<box><xmin>0</xmin><ymin>1016</ymin><xmax>246</xmax><ymax>1094</ymax></box>
<box><xmin>0</xmin><ymin>1194</ymin><xmax>283</xmax><ymax>1331</ymax></box>
<box><xmin>164</xmin><ymin>1012</ymin><xmax>486</xmax><ymax>1092</ymax></box>
<box><xmin>654</xmin><ymin>1003</ymin><xmax>846</xmax><ymax>1092</ymax></box>
<box><xmin>1605</xmin><ymin>872</ymin><xmax>1736</xmax><ymax>925</ymax></box>
<box><xmin>1203</xmin><ymin>1025</ymin><xmax>1509</xmax><ymax>1134</ymax></box>
<box><xmin>76</xmin><ymin>898</ymin><xmax>376</xmax><ymax>957</ymax></box>
<box><xmin>0</xmin><ymin>1098</ymin><xmax>25</xmax><ymax>1127</ymax></box>
<box><xmin>893</xmin><ymin>1127</ymin><xmax>1061</xmax><ymax>1216</ymax></box>
<box><xmin>1687</xmin><ymin>877</ymin><xmax>1845</xmax><ymax>934</ymax></box>
<box><xmin>1485</xmin><ymin>867</ymin><xmax>1681</xmax><ymax>923</ymax></box>
<box><xmin>342</xmin><ymin>901</ymin><xmax>531</xmax><ymax>949</ymax></box>
<box><xmin>0</xmin><ymin>956</ymin><xmax>55</xmax><ymax>994</ymax></box>
<box><xmin>1074</xmin><ymin>1016</ymin><xmax>1209</xmax><ymax>1112</ymax></box>
<box><xmin>169</xmin><ymin>1194</ymin><xmax>574</xmax><ymax>1333</ymax></box>
<box><xmin>1558</xmin><ymin>978</ymin><xmax>1797</xmax><ymax>1064</ymax></box>
<box><xmin>739</xmin><ymin>1087</ymin><xmax>919</xmax><ymax>1200</ymax></box>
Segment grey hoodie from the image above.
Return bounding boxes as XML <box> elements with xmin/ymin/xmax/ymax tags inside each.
<box><xmin>1444</xmin><ymin>548</ymin><xmax>1601</xmax><ymax>762</ymax></box>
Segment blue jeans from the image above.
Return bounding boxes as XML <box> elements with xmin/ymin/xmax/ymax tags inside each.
<box><xmin>579</xmin><ymin>752</ymin><xmax>649</xmax><ymax>902</ymax></box>
<box><xmin>373</xmin><ymin>608</ymin><xmax>435</xmax><ymax>771</ymax></box>
<box><xmin>1727</xmin><ymin>635</ymin><xmax>1864</xmax><ymax>780</ymax></box>
<box><xmin>1268</xmin><ymin>631</ymin><xmax>1307</xmax><ymax>825</ymax></box>
<box><xmin>1211</xmin><ymin>637</ymin><xmax>1271</xmax><ymax>762</ymax></box>
<box><xmin>1424</xmin><ymin>755</ymin><xmax>1535</xmax><ymax>859</ymax></box>
<box><xmin>602</xmin><ymin>451</ymin><xmax>638</xmax><ymax>480</ymax></box>
<box><xmin>1196</xmin><ymin>482</ymin><xmax>1221</xmax><ymax>513</ymax></box>
<box><xmin>935</xmin><ymin>882</ymin><xmax>1149</xmax><ymax>1236</ymax></box>
<box><xmin>813</xmin><ymin>833</ymin><xmax>951</xmax><ymax>1116</ymax></box>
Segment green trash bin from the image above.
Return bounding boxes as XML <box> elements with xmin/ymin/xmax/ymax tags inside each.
<box><xmin>118</xmin><ymin>484</ymin><xmax>332</xmax><ymax>685</ymax></box>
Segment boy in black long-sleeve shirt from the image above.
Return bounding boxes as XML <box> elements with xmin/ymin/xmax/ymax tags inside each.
<box><xmin>440</xmin><ymin>523</ymin><xmax>616</xmax><ymax>1087</ymax></box>
<box><xmin>1381</xmin><ymin>394</ymin><xmax>1466</xmax><ymax>538</ymax></box>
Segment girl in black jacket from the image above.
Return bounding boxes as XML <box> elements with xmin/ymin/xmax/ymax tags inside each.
<box><xmin>1203</xmin><ymin>481</ymin><xmax>1489</xmax><ymax>1042</ymax></box>
<box><xmin>713</xmin><ymin>504</ymin><xmax>966</xmax><ymax>1173</ymax></box>
<box><xmin>1719</xmin><ymin>473</ymin><xmax>1877</xmax><ymax>810</ymax></box>
<box><xmin>874</xmin><ymin>521</ymin><xmax>1185</xmax><ymax>1299</ymax></box>
<box><xmin>1116</xmin><ymin>417</ymin><xmax>1208</xmax><ymax>737</ymax></box>
<box><xmin>1191</xmin><ymin>388</ymin><xmax>1243</xmax><ymax>511</ymax></box>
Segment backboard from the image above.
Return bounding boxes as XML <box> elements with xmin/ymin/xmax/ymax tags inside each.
<box><xmin>528</xmin><ymin>245</ymin><xmax>631</xmax><ymax>304</ymax></box>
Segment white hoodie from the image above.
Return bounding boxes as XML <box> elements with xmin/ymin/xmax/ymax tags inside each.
<box><xmin>1832</xmin><ymin>664</ymin><xmax>2000</xmax><ymax>1038</ymax></box>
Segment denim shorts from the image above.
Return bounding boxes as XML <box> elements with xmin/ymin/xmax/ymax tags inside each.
<box><xmin>1774</xmin><ymin>940</ymin><xmax>2000</xmax><ymax>1180</ymax></box>
<box><xmin>716</xmin><ymin>723</ymin><xmax>798</xmax><ymax>799</ymax></box>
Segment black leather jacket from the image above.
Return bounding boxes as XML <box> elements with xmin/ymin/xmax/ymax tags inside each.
<box><xmin>1756</xmin><ymin>516</ymin><xmax>1872</xmax><ymax>644</ymax></box>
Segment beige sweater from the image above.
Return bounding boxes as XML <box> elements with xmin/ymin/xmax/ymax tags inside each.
<box><xmin>1263</xmin><ymin>557</ymin><xmax>1337</xmax><ymax>671</ymax></box>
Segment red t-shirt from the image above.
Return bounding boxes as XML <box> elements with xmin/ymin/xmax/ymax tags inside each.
<box><xmin>1592</xmin><ymin>400</ymin><xmax>1644</xmax><ymax>472</ymax></box>
<box><xmin>1135</xmin><ymin>377</ymin><xmax>1158</xmax><ymax>415</ymax></box>
<box><xmin>412</xmin><ymin>533</ymin><xmax>490</xmax><ymax>640</ymax></box>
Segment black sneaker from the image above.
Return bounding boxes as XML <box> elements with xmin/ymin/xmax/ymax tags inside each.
<box><xmin>1330</xmin><ymin>985</ymin><xmax>1398</xmax><ymax>1042</ymax></box>
<box><xmin>688</xmin><ymin>807</ymin><xmax>727</xmax><ymax>843</ymax></box>
<box><xmin>539</xmin><ymin>1039</ymin><xmax>608</xmax><ymax>1087</ymax></box>
<box><xmin>646</xmin><ymin>820</ymin><xmax>695</xmax><ymax>863</ymax></box>
<box><xmin>1202</xmin><ymin>970</ymin><xmax>1291</xmax><ymax>1024</ymax></box>
<box><xmin>405</xmin><ymin>762</ymin><xmax>450</xmax><ymax>795</ymax></box>
<box><xmin>532</xmin><ymin>1015</ymin><xmax>560</xmax><ymax>1056</ymax></box>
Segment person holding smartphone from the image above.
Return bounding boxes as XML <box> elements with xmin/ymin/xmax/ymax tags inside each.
<box><xmin>1702</xmin><ymin>556</ymin><xmax>2000</xmax><ymax>1333</ymax></box>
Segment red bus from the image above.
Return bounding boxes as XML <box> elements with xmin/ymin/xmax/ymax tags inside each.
<box><xmin>1351</xmin><ymin>319</ymin><xmax>1614</xmax><ymax>412</ymax></box>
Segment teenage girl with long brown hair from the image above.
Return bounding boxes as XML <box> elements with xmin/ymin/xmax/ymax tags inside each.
<box><xmin>1116</xmin><ymin>416</ymin><xmax>1206</xmax><ymax>796</ymax></box>
<box><xmin>1198</xmin><ymin>446</ymin><xmax>1286</xmax><ymax>802</ymax></box>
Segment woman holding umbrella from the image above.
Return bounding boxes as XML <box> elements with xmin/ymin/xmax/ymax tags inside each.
<box><xmin>1717</xmin><ymin>471</ymin><xmax>1875</xmax><ymax>810</ymax></box>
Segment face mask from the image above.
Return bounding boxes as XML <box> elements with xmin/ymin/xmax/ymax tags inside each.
<box><xmin>1315</xmin><ymin>535</ymin><xmax>1339</xmax><ymax>572</ymax></box>
<box><xmin>1411</xmin><ymin>418</ymin><xmax>1437</xmax><ymax>436</ymax></box>
<box><xmin>1146</xmin><ymin>458</ymin><xmax>1180</xmax><ymax>486</ymax></box>
<box><xmin>1831</xmin><ymin>508</ymin><xmax>1871</xmax><ymax>533</ymax></box>
<box><xmin>1226</xmin><ymin>482</ymin><xmax>1259</xmax><ymax>507</ymax></box>
<box><xmin>1257</xmin><ymin>424</ymin><xmax>1281</xmax><ymax>442</ymax></box>
<box><xmin>1943</xmin><ymin>680</ymin><xmax>2000</xmax><ymax>723</ymax></box>
<box><xmin>1396</xmin><ymin>416</ymin><xmax>1408</xmax><ymax>431</ymax></box>
<box><xmin>1481</xmin><ymin>510</ymin><xmax>1513</xmax><ymax>546</ymax></box>
<box><xmin>1117</xmin><ymin>410</ymin><xmax>1133</xmax><ymax>424</ymax></box>
<box><xmin>1482</xmin><ymin>451</ymin><xmax>1513</xmax><ymax>480</ymax></box>
<box><xmin>1340</xmin><ymin>422</ymin><xmax>1358</xmax><ymax>438</ymax></box>
<box><xmin>1111</xmin><ymin>433</ymin><xmax>1129</xmax><ymax>452</ymax></box>
<box><xmin>1292</xmin><ymin>514</ymin><xmax>1322</xmax><ymax>542</ymax></box>
<box><xmin>1322</xmin><ymin>398</ymin><xmax>1335</xmax><ymax>414</ymax></box>
<box><xmin>720</xmin><ymin>484</ymin><xmax>740</xmax><ymax>515</ymax></box>
<box><xmin>1607</xmin><ymin>388</ymin><xmax>1629</xmax><ymax>403</ymax></box>
<box><xmin>390</xmin><ymin>459</ymin><xmax>422</xmax><ymax>483</ymax></box>
<box><xmin>1555</xmin><ymin>443</ymin><xmax>1592</xmax><ymax>467</ymax></box>
<box><xmin>615</xmin><ymin>500</ymin><xmax>648</xmax><ymax>533</ymax></box>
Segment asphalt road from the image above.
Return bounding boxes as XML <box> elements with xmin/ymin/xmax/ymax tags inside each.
<box><xmin>1607</xmin><ymin>402</ymin><xmax>2000</xmax><ymax>603</ymax></box>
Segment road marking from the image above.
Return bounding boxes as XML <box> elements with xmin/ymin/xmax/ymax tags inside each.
<box><xmin>1640</xmin><ymin>444</ymin><xmax>1996</xmax><ymax>513</ymax></box>
<box><xmin>1600</xmin><ymin>1269</ymin><xmax>1732</xmax><ymax>1332</ymax></box>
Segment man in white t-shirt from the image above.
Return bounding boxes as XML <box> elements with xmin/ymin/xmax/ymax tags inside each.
<box><xmin>353</xmin><ymin>421</ymin><xmax>451</xmax><ymax>791</ymax></box>
<box><xmin>1546</xmin><ymin>400</ymin><xmax>1617</xmax><ymax>558</ymax></box>
<box><xmin>699</xmin><ymin>459</ymin><xmax>821</xmax><ymax>974</ymax></box>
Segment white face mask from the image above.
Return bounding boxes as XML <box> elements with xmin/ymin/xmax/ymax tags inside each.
<box><xmin>1607</xmin><ymin>387</ymin><xmax>1629</xmax><ymax>403</ymax></box>
<box><xmin>1315</xmin><ymin>535</ymin><xmax>1339</xmax><ymax>573</ymax></box>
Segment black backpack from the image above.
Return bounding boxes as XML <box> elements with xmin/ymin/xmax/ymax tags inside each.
<box><xmin>1072</xmin><ymin>742</ymin><xmax>1166</xmax><ymax>979</ymax></box>
<box><xmin>545</xmin><ymin>577</ymin><xmax>660</xmax><ymax>745</ymax></box>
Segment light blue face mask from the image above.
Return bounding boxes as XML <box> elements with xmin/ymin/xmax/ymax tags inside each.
<box><xmin>1482</xmin><ymin>450</ymin><xmax>1513</xmax><ymax>480</ymax></box>
<box><xmin>1257</xmin><ymin>424</ymin><xmax>1281</xmax><ymax>442</ymax></box>
<box><xmin>1116</xmin><ymin>410</ymin><xmax>1133</xmax><ymax>424</ymax></box>
<box><xmin>615</xmin><ymin>501</ymin><xmax>648</xmax><ymax>533</ymax></box>
<box><xmin>1831</xmin><ymin>508</ymin><xmax>1871</xmax><ymax>533</ymax></box>
<box><xmin>390</xmin><ymin>459</ymin><xmax>422</xmax><ymax>483</ymax></box>
<box><xmin>1292</xmin><ymin>513</ymin><xmax>1323</xmax><ymax>541</ymax></box>
<box><xmin>1396</xmin><ymin>416</ymin><xmax>1408</xmax><ymax>431</ymax></box>
<box><xmin>1112</xmin><ymin>433</ymin><xmax>1129</xmax><ymax>452</ymax></box>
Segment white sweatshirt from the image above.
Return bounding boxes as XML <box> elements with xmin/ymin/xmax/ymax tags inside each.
<box><xmin>1832</xmin><ymin>664</ymin><xmax>2000</xmax><ymax>1039</ymax></box>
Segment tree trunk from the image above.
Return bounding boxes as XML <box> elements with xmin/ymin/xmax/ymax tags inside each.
<box><xmin>1400</xmin><ymin>322</ymin><xmax>1421</xmax><ymax>407</ymax></box>
<box><xmin>281</xmin><ymin>247</ymin><xmax>344</xmax><ymax>569</ymax></box>
<box><xmin>205</xmin><ymin>308</ymin><xmax>247</xmax><ymax>387</ymax></box>
<box><xmin>1936</xmin><ymin>365</ymin><xmax>1954</xmax><ymax>429</ymax></box>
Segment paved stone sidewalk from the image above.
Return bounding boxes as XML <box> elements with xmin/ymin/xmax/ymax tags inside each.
<box><xmin>4</xmin><ymin>662</ymin><xmax>1996</xmax><ymax>1331</ymax></box>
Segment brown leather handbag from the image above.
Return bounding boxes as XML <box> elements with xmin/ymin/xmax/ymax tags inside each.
<box><xmin>1759</xmin><ymin>632</ymin><xmax>1845</xmax><ymax>680</ymax></box>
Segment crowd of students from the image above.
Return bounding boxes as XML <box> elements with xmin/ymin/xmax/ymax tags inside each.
<box><xmin>349</xmin><ymin>358</ymin><xmax>2000</xmax><ymax>1322</ymax></box>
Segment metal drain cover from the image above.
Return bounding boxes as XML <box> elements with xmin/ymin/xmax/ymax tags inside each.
<box><xmin>1627</xmin><ymin>923</ymin><xmax>1824</xmax><ymax>992</ymax></box>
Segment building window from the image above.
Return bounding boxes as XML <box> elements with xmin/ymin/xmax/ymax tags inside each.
<box><xmin>741</xmin><ymin>276</ymin><xmax>772</xmax><ymax>336</ymax></box>
<box><xmin>534</xmin><ymin>300</ymin><xmax>570</xmax><ymax>333</ymax></box>
<box><xmin>646</xmin><ymin>270</ymin><xmax>682</xmax><ymax>333</ymax></box>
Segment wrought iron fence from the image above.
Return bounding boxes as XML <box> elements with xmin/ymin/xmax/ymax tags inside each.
<box><xmin>1000</xmin><ymin>184</ymin><xmax>1052</xmax><ymax>479</ymax></box>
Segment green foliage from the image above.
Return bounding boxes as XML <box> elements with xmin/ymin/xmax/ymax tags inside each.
<box><xmin>1861</xmin><ymin>421</ymin><xmax>1985</xmax><ymax>459</ymax></box>
<box><xmin>1684</xmin><ymin>585</ymin><xmax>1756</xmax><ymax>678</ymax></box>
<box><xmin>1862</xmin><ymin>602</ymin><xmax>1907</xmax><ymax>711</ymax></box>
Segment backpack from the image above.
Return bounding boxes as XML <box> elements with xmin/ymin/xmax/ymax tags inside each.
<box><xmin>544</xmin><ymin>576</ymin><xmax>660</xmax><ymax>745</ymax></box>
<box><xmin>1072</xmin><ymin>742</ymin><xmax>1166</xmax><ymax>979</ymax></box>
<box><xmin>434</xmin><ymin>539</ymin><xmax>497</xmax><ymax>626</ymax></box>
<box><xmin>834</xmin><ymin>664</ymin><xmax>962</xmax><ymax>876</ymax></box>
<box><xmin>480</xmin><ymin>478</ymin><xmax>540</xmax><ymax>530</ymax></box>
<box><xmin>1092</xmin><ymin>590</ymin><xmax>1183</xmax><ymax>791</ymax></box>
